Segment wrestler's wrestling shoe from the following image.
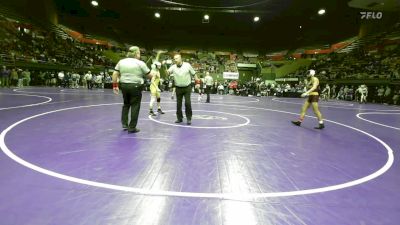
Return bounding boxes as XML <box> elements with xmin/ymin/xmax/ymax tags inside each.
<box><xmin>157</xmin><ymin>109</ymin><xmax>165</xmax><ymax>114</ymax></box>
<box><xmin>291</xmin><ymin>120</ymin><xmax>302</xmax><ymax>126</ymax></box>
<box><xmin>149</xmin><ymin>110</ymin><xmax>157</xmax><ymax>116</ymax></box>
<box><xmin>314</xmin><ymin>123</ymin><xmax>325</xmax><ymax>129</ymax></box>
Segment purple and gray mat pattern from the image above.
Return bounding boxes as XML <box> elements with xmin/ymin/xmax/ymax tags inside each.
<box><xmin>1</xmin><ymin>87</ymin><xmax>399</xmax><ymax>225</ymax></box>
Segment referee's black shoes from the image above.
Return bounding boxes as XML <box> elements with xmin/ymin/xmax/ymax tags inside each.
<box><xmin>128</xmin><ymin>128</ymin><xmax>140</xmax><ymax>133</ymax></box>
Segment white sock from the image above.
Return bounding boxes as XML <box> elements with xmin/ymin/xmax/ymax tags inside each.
<box><xmin>150</xmin><ymin>96</ymin><xmax>156</xmax><ymax>110</ymax></box>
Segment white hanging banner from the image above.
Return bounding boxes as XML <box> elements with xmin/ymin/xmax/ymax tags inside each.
<box><xmin>223</xmin><ymin>72</ymin><xmax>239</xmax><ymax>79</ymax></box>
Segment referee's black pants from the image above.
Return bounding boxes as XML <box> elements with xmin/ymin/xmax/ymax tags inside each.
<box><xmin>120</xmin><ymin>83</ymin><xmax>142</xmax><ymax>131</ymax></box>
<box><xmin>175</xmin><ymin>85</ymin><xmax>192</xmax><ymax>121</ymax></box>
<box><xmin>205</xmin><ymin>85</ymin><xmax>212</xmax><ymax>102</ymax></box>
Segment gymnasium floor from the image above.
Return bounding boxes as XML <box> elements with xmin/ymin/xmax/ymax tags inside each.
<box><xmin>0</xmin><ymin>87</ymin><xmax>399</xmax><ymax>225</ymax></box>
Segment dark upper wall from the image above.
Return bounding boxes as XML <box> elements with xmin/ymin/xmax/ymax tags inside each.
<box><xmin>3</xmin><ymin>0</ymin><xmax>400</xmax><ymax>51</ymax></box>
<box><xmin>1</xmin><ymin>0</ymin><xmax>58</xmax><ymax>24</ymax></box>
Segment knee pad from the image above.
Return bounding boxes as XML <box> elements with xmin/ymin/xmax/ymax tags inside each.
<box><xmin>157</xmin><ymin>97</ymin><xmax>161</xmax><ymax>103</ymax></box>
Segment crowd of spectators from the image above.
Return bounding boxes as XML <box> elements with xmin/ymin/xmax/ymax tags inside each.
<box><xmin>1</xmin><ymin>13</ymin><xmax>399</xmax><ymax>105</ymax></box>
<box><xmin>0</xmin><ymin>16</ymin><xmax>114</xmax><ymax>68</ymax></box>
<box><xmin>280</xmin><ymin>47</ymin><xmax>400</xmax><ymax>105</ymax></box>
<box><xmin>0</xmin><ymin>65</ymin><xmax>111</xmax><ymax>89</ymax></box>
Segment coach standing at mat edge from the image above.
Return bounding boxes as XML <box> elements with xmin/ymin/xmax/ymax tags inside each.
<box><xmin>167</xmin><ymin>54</ymin><xmax>198</xmax><ymax>125</ymax></box>
<box><xmin>112</xmin><ymin>46</ymin><xmax>156</xmax><ymax>133</ymax></box>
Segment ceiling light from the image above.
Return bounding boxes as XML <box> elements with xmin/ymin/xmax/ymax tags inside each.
<box><xmin>318</xmin><ymin>9</ymin><xmax>326</xmax><ymax>15</ymax></box>
<box><xmin>155</xmin><ymin>12</ymin><xmax>160</xmax><ymax>18</ymax></box>
<box><xmin>91</xmin><ymin>1</ymin><xmax>99</xmax><ymax>7</ymax></box>
<box><xmin>204</xmin><ymin>14</ymin><xmax>209</xmax><ymax>20</ymax></box>
<box><xmin>254</xmin><ymin>16</ymin><xmax>260</xmax><ymax>22</ymax></box>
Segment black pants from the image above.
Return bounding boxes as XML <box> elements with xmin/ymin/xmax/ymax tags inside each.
<box><xmin>87</xmin><ymin>80</ymin><xmax>93</xmax><ymax>89</ymax></box>
<box><xmin>120</xmin><ymin>83</ymin><xmax>143</xmax><ymax>130</ymax></box>
<box><xmin>1</xmin><ymin>77</ymin><xmax>10</xmax><ymax>87</ymax></box>
<box><xmin>11</xmin><ymin>78</ymin><xmax>18</xmax><ymax>87</ymax></box>
<box><xmin>205</xmin><ymin>85</ymin><xmax>212</xmax><ymax>102</ymax></box>
<box><xmin>175</xmin><ymin>86</ymin><xmax>192</xmax><ymax>120</ymax></box>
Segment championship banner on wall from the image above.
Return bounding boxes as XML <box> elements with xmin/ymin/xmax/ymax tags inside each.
<box><xmin>223</xmin><ymin>72</ymin><xmax>239</xmax><ymax>80</ymax></box>
<box><xmin>243</xmin><ymin>52</ymin><xmax>259</xmax><ymax>57</ymax></box>
<box><xmin>275</xmin><ymin>77</ymin><xmax>299</xmax><ymax>82</ymax></box>
<box><xmin>237</xmin><ymin>63</ymin><xmax>257</xmax><ymax>68</ymax></box>
<box><xmin>214</xmin><ymin>51</ymin><xmax>231</xmax><ymax>56</ymax></box>
<box><xmin>180</xmin><ymin>50</ymin><xmax>196</xmax><ymax>54</ymax></box>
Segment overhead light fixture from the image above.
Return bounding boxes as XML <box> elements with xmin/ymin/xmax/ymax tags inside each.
<box><xmin>254</xmin><ymin>16</ymin><xmax>260</xmax><ymax>22</ymax></box>
<box><xmin>91</xmin><ymin>1</ymin><xmax>99</xmax><ymax>6</ymax></box>
<box><xmin>299</xmin><ymin>25</ymin><xmax>302</xmax><ymax>29</ymax></box>
<box><xmin>202</xmin><ymin>14</ymin><xmax>210</xmax><ymax>23</ymax></box>
<box><xmin>318</xmin><ymin>9</ymin><xmax>326</xmax><ymax>15</ymax></box>
<box><xmin>155</xmin><ymin>12</ymin><xmax>160</xmax><ymax>18</ymax></box>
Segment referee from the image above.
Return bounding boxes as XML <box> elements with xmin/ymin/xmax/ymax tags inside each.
<box><xmin>166</xmin><ymin>54</ymin><xmax>198</xmax><ymax>125</ymax></box>
<box><xmin>112</xmin><ymin>46</ymin><xmax>156</xmax><ymax>133</ymax></box>
<box><xmin>204</xmin><ymin>72</ymin><xmax>213</xmax><ymax>103</ymax></box>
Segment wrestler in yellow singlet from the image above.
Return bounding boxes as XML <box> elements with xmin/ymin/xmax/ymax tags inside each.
<box><xmin>149</xmin><ymin>62</ymin><xmax>165</xmax><ymax>116</ymax></box>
